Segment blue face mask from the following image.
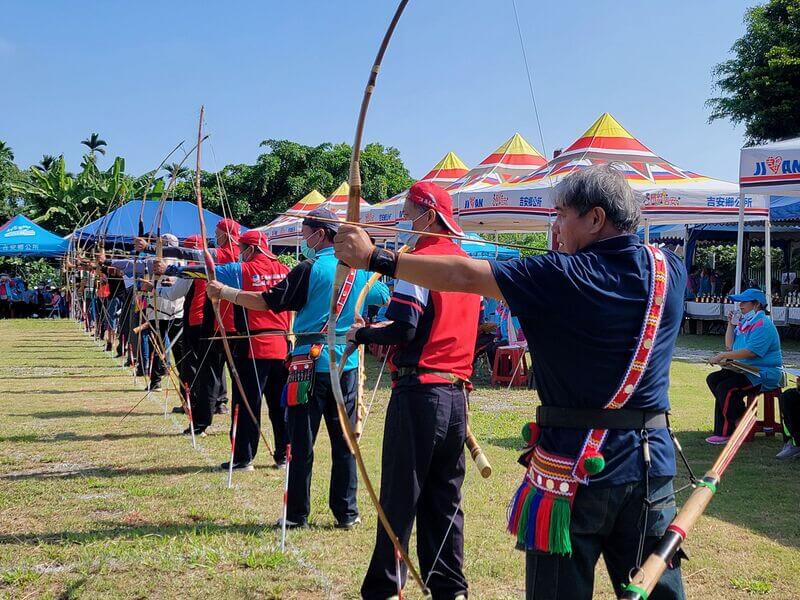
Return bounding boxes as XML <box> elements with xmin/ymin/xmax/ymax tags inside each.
<box><xmin>300</xmin><ymin>238</ymin><xmax>316</xmax><ymax>260</ymax></box>
<box><xmin>396</xmin><ymin>219</ymin><xmax>419</xmax><ymax>247</ymax></box>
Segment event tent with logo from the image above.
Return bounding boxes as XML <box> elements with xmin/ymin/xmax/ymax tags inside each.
<box><xmin>449</xmin><ymin>133</ymin><xmax>546</xmax><ymax>197</ymax></box>
<box><xmin>0</xmin><ymin>214</ymin><xmax>69</xmax><ymax>257</ymax></box>
<box><xmin>74</xmin><ymin>200</ymin><xmax>236</xmax><ymax>247</ymax></box>
<box><xmin>363</xmin><ymin>151</ymin><xmax>469</xmax><ymax>238</ymax></box>
<box><xmin>457</xmin><ymin>113</ymin><xmax>768</xmax><ymax>232</ymax></box>
<box><xmin>733</xmin><ymin>137</ymin><xmax>800</xmax><ymax>300</ymax></box>
<box><xmin>260</xmin><ymin>183</ymin><xmax>370</xmax><ymax>249</ymax></box>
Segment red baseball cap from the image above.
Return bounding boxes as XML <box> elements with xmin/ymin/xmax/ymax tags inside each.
<box><xmin>183</xmin><ymin>234</ymin><xmax>203</xmax><ymax>249</ymax></box>
<box><xmin>216</xmin><ymin>218</ymin><xmax>241</xmax><ymax>239</ymax></box>
<box><xmin>239</xmin><ymin>229</ymin><xmax>276</xmax><ymax>257</ymax></box>
<box><xmin>406</xmin><ymin>181</ymin><xmax>463</xmax><ymax>236</ymax></box>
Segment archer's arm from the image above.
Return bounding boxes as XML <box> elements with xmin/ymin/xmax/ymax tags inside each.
<box><xmin>334</xmin><ymin>224</ymin><xmax>504</xmax><ymax>300</ymax></box>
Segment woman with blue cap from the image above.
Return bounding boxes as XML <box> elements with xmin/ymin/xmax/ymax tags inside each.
<box><xmin>706</xmin><ymin>288</ymin><xmax>783</xmax><ymax>444</ymax></box>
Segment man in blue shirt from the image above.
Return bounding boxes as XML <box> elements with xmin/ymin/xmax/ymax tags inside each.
<box><xmin>208</xmin><ymin>208</ymin><xmax>389</xmax><ymax>530</ymax></box>
<box><xmin>707</xmin><ymin>288</ymin><xmax>783</xmax><ymax>444</ymax></box>
<box><xmin>334</xmin><ymin>165</ymin><xmax>687</xmax><ymax>599</ymax></box>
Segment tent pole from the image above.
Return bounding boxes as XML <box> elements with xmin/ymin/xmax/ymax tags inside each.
<box><xmin>495</xmin><ymin>231</ymin><xmax>499</xmax><ymax>259</ymax></box>
<box><xmin>734</xmin><ymin>192</ymin><xmax>746</xmax><ymax>294</ymax></box>
<box><xmin>644</xmin><ymin>221</ymin><xmax>650</xmax><ymax>244</ymax></box>
<box><xmin>546</xmin><ymin>221</ymin><xmax>553</xmax><ymax>250</ymax></box>
<box><xmin>765</xmin><ymin>217</ymin><xmax>772</xmax><ymax>310</ymax></box>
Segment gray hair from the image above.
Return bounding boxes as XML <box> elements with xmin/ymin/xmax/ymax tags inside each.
<box><xmin>554</xmin><ymin>164</ymin><xmax>641</xmax><ymax>233</ymax></box>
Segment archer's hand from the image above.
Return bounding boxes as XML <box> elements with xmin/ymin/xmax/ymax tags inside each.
<box><xmin>152</xmin><ymin>260</ymin><xmax>167</xmax><ymax>276</ymax></box>
<box><xmin>346</xmin><ymin>315</ymin><xmax>366</xmax><ymax>344</ymax></box>
<box><xmin>139</xmin><ymin>280</ymin><xmax>154</xmax><ymax>292</ymax></box>
<box><xmin>207</xmin><ymin>280</ymin><xmax>224</xmax><ymax>300</ymax></box>
<box><xmin>133</xmin><ymin>237</ymin><xmax>148</xmax><ymax>252</ymax></box>
<box><xmin>708</xmin><ymin>352</ymin><xmax>728</xmax><ymax>365</ymax></box>
<box><xmin>334</xmin><ymin>225</ymin><xmax>375</xmax><ymax>269</ymax></box>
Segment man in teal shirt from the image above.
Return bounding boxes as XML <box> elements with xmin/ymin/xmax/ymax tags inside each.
<box><xmin>208</xmin><ymin>208</ymin><xmax>389</xmax><ymax>528</ymax></box>
<box><xmin>707</xmin><ymin>288</ymin><xmax>783</xmax><ymax>443</ymax></box>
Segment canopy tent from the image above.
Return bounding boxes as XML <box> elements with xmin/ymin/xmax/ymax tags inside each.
<box><xmin>74</xmin><ymin>200</ymin><xmax>236</xmax><ymax>247</ymax></box>
<box><xmin>457</xmin><ymin>113</ymin><xmax>768</xmax><ymax>232</ymax></box>
<box><xmin>448</xmin><ymin>133</ymin><xmax>546</xmax><ymax>196</ymax></box>
<box><xmin>260</xmin><ymin>190</ymin><xmax>327</xmax><ymax>246</ymax></box>
<box><xmin>260</xmin><ymin>183</ymin><xmax>370</xmax><ymax>248</ymax></box>
<box><xmin>0</xmin><ymin>215</ymin><xmax>69</xmax><ymax>257</ymax></box>
<box><xmin>363</xmin><ymin>151</ymin><xmax>469</xmax><ymax>238</ymax></box>
<box><xmin>735</xmin><ymin>137</ymin><xmax>800</xmax><ymax>301</ymax></box>
<box><xmin>740</xmin><ymin>137</ymin><xmax>800</xmax><ymax>197</ymax></box>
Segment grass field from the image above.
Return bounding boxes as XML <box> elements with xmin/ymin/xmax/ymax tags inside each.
<box><xmin>1</xmin><ymin>319</ymin><xmax>799</xmax><ymax>599</ymax></box>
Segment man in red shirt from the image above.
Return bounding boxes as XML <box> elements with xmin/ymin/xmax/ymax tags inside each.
<box><xmin>346</xmin><ymin>182</ymin><xmax>479</xmax><ymax>600</ymax></box>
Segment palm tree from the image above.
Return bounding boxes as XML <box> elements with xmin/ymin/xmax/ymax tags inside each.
<box><xmin>35</xmin><ymin>155</ymin><xmax>57</xmax><ymax>172</ymax></box>
<box><xmin>81</xmin><ymin>133</ymin><xmax>107</xmax><ymax>156</ymax></box>
<box><xmin>0</xmin><ymin>141</ymin><xmax>14</xmax><ymax>163</ymax></box>
<box><xmin>163</xmin><ymin>163</ymin><xmax>190</xmax><ymax>180</ymax></box>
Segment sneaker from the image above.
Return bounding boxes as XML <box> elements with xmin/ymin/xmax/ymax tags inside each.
<box><xmin>220</xmin><ymin>461</ymin><xmax>254</xmax><ymax>472</ymax></box>
<box><xmin>182</xmin><ymin>426</ymin><xmax>206</xmax><ymax>438</ymax></box>
<box><xmin>274</xmin><ymin>517</ymin><xmax>307</xmax><ymax>529</ymax></box>
<box><xmin>270</xmin><ymin>460</ymin><xmax>287</xmax><ymax>470</ymax></box>
<box><xmin>705</xmin><ymin>435</ymin><xmax>730</xmax><ymax>445</ymax></box>
<box><xmin>215</xmin><ymin>404</ymin><xmax>229</xmax><ymax>415</ymax></box>
<box><xmin>334</xmin><ymin>516</ymin><xmax>361</xmax><ymax>530</ymax></box>
<box><xmin>171</xmin><ymin>406</ymin><xmax>185</xmax><ymax>414</ymax></box>
<box><xmin>776</xmin><ymin>442</ymin><xmax>800</xmax><ymax>460</ymax></box>
<box><xmin>148</xmin><ymin>381</ymin><xmax>162</xmax><ymax>391</ymax></box>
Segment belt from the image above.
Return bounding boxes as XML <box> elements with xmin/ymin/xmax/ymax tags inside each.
<box><xmin>294</xmin><ymin>332</ymin><xmax>347</xmax><ymax>344</ymax></box>
<box><xmin>535</xmin><ymin>406</ymin><xmax>668</xmax><ymax>430</ymax></box>
<box><xmin>391</xmin><ymin>367</ymin><xmax>467</xmax><ymax>387</ymax></box>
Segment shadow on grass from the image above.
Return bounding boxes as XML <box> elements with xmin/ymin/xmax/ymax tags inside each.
<box><xmin>8</xmin><ymin>409</ymin><xmax>157</xmax><ymax>419</ymax></box>
<box><xmin>485</xmin><ymin>436</ymin><xmax>525</xmax><ymax>451</ymax></box>
<box><xmin>1</xmin><ymin>464</ymin><xmax>214</xmax><ymax>482</ymax></box>
<box><xmin>0</xmin><ymin>374</ymin><xmax>124</xmax><ymax>381</ymax></box>
<box><xmin>0</xmin><ymin>520</ymin><xmax>273</xmax><ymax>545</ymax></box>
<box><xmin>0</xmin><ymin>431</ymin><xmax>174</xmax><ymax>443</ymax></box>
<box><xmin>3</xmin><ymin>388</ymin><xmax>137</xmax><ymax>395</ymax></box>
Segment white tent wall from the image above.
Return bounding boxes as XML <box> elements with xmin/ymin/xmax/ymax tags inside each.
<box><xmin>739</xmin><ymin>138</ymin><xmax>800</xmax><ymax>309</ymax></box>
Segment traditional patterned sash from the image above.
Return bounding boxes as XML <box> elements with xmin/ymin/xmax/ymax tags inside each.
<box><xmin>280</xmin><ymin>269</ymin><xmax>358</xmax><ymax>408</ymax></box>
<box><xmin>507</xmin><ymin>245</ymin><xmax>669</xmax><ymax>555</ymax></box>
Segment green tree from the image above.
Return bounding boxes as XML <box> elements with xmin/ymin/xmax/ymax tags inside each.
<box><xmin>708</xmin><ymin>0</ymin><xmax>800</xmax><ymax>143</ymax></box>
<box><xmin>35</xmin><ymin>155</ymin><xmax>57</xmax><ymax>172</ymax></box>
<box><xmin>81</xmin><ymin>133</ymin><xmax>107</xmax><ymax>156</ymax></box>
<box><xmin>0</xmin><ymin>140</ymin><xmax>22</xmax><ymax>222</ymax></box>
<box><xmin>163</xmin><ymin>163</ymin><xmax>191</xmax><ymax>180</ymax></box>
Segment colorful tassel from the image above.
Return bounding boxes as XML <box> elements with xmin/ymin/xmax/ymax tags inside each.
<box><xmin>534</xmin><ymin>493</ymin><xmax>553</xmax><ymax>551</ymax></box>
<box><xmin>548</xmin><ymin>497</ymin><xmax>572</xmax><ymax>555</ymax></box>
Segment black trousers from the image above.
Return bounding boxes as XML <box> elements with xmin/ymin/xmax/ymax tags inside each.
<box><xmin>706</xmin><ymin>369</ymin><xmax>759</xmax><ymax>436</ymax></box>
<box><xmin>361</xmin><ymin>382</ymin><xmax>468</xmax><ymax>600</ymax></box>
<box><xmin>148</xmin><ymin>319</ymin><xmax>183</xmax><ymax>387</ymax></box>
<box><xmin>232</xmin><ymin>356</ymin><xmax>288</xmax><ymax>465</ymax></box>
<box><xmin>780</xmin><ymin>388</ymin><xmax>800</xmax><ymax>445</ymax></box>
<box><xmin>286</xmin><ymin>369</ymin><xmax>358</xmax><ymax>525</ymax></box>
<box><xmin>190</xmin><ymin>336</ymin><xmax>228</xmax><ymax>429</ymax></box>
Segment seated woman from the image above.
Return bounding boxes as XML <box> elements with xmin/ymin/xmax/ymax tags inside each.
<box><xmin>706</xmin><ymin>288</ymin><xmax>783</xmax><ymax>444</ymax></box>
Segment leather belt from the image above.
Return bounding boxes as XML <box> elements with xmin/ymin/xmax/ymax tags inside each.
<box><xmin>535</xmin><ymin>406</ymin><xmax>668</xmax><ymax>430</ymax></box>
<box><xmin>392</xmin><ymin>367</ymin><xmax>467</xmax><ymax>387</ymax></box>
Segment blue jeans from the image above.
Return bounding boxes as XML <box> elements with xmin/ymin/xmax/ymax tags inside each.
<box><xmin>526</xmin><ymin>477</ymin><xmax>685</xmax><ymax>600</ymax></box>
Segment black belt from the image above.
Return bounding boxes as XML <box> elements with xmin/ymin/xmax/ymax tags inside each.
<box><xmin>535</xmin><ymin>406</ymin><xmax>668</xmax><ymax>430</ymax></box>
<box><xmin>294</xmin><ymin>332</ymin><xmax>347</xmax><ymax>344</ymax></box>
<box><xmin>391</xmin><ymin>367</ymin><xmax>467</xmax><ymax>387</ymax></box>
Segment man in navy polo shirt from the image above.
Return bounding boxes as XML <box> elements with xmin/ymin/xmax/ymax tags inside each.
<box><xmin>334</xmin><ymin>165</ymin><xmax>687</xmax><ymax>599</ymax></box>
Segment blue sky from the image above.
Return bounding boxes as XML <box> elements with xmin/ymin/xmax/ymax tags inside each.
<box><xmin>1</xmin><ymin>1</ymin><xmax>757</xmax><ymax>183</ymax></box>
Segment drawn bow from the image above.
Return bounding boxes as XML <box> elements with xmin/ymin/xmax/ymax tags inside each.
<box><xmin>192</xmin><ymin>107</ymin><xmax>274</xmax><ymax>457</ymax></box>
<box><xmin>324</xmin><ymin>1</ymin><xmax>432</xmax><ymax>597</ymax></box>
